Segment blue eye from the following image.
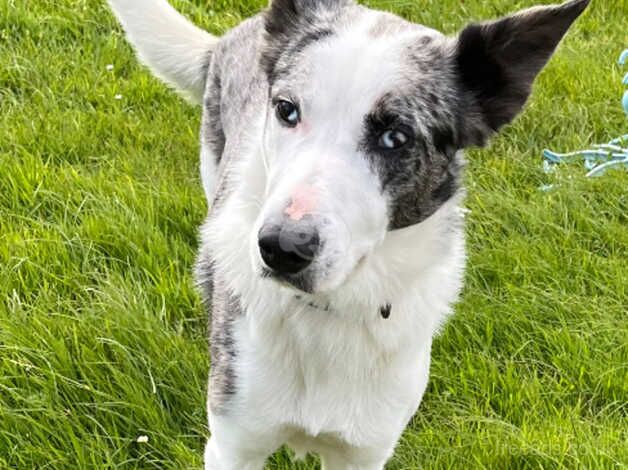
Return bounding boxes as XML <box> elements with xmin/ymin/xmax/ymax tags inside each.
<box><xmin>275</xmin><ymin>100</ymin><xmax>300</xmax><ymax>127</ymax></box>
<box><xmin>378</xmin><ymin>129</ymin><xmax>409</xmax><ymax>150</ymax></box>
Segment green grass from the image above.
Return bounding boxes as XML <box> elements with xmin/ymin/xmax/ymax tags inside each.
<box><xmin>1</xmin><ymin>0</ymin><xmax>626</xmax><ymax>468</ymax></box>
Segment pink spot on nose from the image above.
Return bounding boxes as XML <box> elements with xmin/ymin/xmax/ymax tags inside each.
<box><xmin>285</xmin><ymin>184</ymin><xmax>318</xmax><ymax>221</ymax></box>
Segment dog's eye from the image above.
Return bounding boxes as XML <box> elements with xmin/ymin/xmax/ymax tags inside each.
<box><xmin>275</xmin><ymin>100</ymin><xmax>300</xmax><ymax>127</ymax></box>
<box><xmin>378</xmin><ymin>129</ymin><xmax>409</xmax><ymax>150</ymax></box>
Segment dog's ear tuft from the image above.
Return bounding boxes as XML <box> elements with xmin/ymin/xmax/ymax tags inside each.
<box><xmin>455</xmin><ymin>0</ymin><xmax>590</xmax><ymax>146</ymax></box>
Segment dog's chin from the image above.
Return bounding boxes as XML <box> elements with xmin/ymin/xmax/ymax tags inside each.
<box><xmin>260</xmin><ymin>254</ymin><xmax>366</xmax><ymax>296</ymax></box>
<box><xmin>261</xmin><ymin>267</ymin><xmax>316</xmax><ymax>294</ymax></box>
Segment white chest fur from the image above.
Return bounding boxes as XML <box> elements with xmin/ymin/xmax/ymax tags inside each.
<box><xmin>203</xmin><ymin>194</ymin><xmax>466</xmax><ymax>458</ymax></box>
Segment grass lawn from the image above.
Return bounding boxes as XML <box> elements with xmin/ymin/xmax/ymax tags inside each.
<box><xmin>1</xmin><ymin>0</ymin><xmax>627</xmax><ymax>468</ymax></box>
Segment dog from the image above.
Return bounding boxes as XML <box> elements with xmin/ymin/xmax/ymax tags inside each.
<box><xmin>107</xmin><ymin>0</ymin><xmax>589</xmax><ymax>468</ymax></box>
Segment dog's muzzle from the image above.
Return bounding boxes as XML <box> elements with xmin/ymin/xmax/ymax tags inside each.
<box><xmin>258</xmin><ymin>218</ymin><xmax>320</xmax><ymax>276</ymax></box>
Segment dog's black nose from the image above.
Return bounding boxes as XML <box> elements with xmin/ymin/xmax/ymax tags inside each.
<box><xmin>258</xmin><ymin>222</ymin><xmax>319</xmax><ymax>275</ymax></box>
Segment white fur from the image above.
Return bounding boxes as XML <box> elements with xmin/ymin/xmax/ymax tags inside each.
<box><xmin>108</xmin><ymin>0</ymin><xmax>217</xmax><ymax>104</ymax></box>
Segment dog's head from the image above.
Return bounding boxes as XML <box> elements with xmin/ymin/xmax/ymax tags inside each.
<box><xmin>108</xmin><ymin>0</ymin><xmax>588</xmax><ymax>295</ymax></box>
<box><xmin>253</xmin><ymin>0</ymin><xmax>589</xmax><ymax>293</ymax></box>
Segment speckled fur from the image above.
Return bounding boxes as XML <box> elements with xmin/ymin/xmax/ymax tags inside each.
<box><xmin>107</xmin><ymin>0</ymin><xmax>589</xmax><ymax>467</ymax></box>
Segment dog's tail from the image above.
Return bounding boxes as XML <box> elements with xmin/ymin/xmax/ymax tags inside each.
<box><xmin>108</xmin><ymin>0</ymin><xmax>218</xmax><ymax>104</ymax></box>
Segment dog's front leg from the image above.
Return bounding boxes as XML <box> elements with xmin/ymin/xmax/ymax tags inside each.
<box><xmin>320</xmin><ymin>455</ymin><xmax>389</xmax><ymax>470</ymax></box>
<box><xmin>204</xmin><ymin>413</ymin><xmax>282</xmax><ymax>470</ymax></box>
<box><xmin>203</xmin><ymin>438</ymin><xmax>267</xmax><ymax>470</ymax></box>
<box><xmin>320</xmin><ymin>448</ymin><xmax>392</xmax><ymax>470</ymax></box>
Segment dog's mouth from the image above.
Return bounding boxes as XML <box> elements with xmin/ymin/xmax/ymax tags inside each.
<box><xmin>261</xmin><ymin>266</ymin><xmax>316</xmax><ymax>294</ymax></box>
<box><xmin>260</xmin><ymin>252</ymin><xmax>369</xmax><ymax>296</ymax></box>
<box><xmin>260</xmin><ymin>267</ymin><xmax>333</xmax><ymax>310</ymax></box>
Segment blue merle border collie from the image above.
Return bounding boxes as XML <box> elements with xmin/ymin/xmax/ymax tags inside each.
<box><xmin>107</xmin><ymin>0</ymin><xmax>589</xmax><ymax>467</ymax></box>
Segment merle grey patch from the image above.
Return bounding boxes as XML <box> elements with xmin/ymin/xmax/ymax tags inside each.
<box><xmin>358</xmin><ymin>37</ymin><xmax>465</xmax><ymax>230</ymax></box>
<box><xmin>268</xmin><ymin>28</ymin><xmax>334</xmax><ymax>84</ymax></box>
<box><xmin>203</xmin><ymin>58</ymin><xmax>225</xmax><ymax>164</ymax></box>
<box><xmin>201</xmin><ymin>16</ymin><xmax>265</xmax><ymax>164</ymax></box>
<box><xmin>201</xmin><ymin>15</ymin><xmax>268</xmax><ymax>209</ymax></box>
<box><xmin>261</xmin><ymin>0</ymin><xmax>357</xmax><ymax>84</ymax></box>
<box><xmin>194</xmin><ymin>246</ymin><xmax>215</xmax><ymax>308</ymax></box>
<box><xmin>209</xmin><ymin>281</ymin><xmax>242</xmax><ymax>415</ymax></box>
<box><xmin>196</xmin><ymin>249</ymin><xmax>243</xmax><ymax>415</ymax></box>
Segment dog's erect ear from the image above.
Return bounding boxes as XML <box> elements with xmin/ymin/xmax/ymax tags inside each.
<box><xmin>108</xmin><ymin>0</ymin><xmax>218</xmax><ymax>104</ymax></box>
<box><xmin>454</xmin><ymin>0</ymin><xmax>590</xmax><ymax>146</ymax></box>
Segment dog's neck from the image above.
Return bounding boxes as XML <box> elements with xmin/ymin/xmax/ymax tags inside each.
<box><xmin>294</xmin><ymin>294</ymin><xmax>392</xmax><ymax>319</ymax></box>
